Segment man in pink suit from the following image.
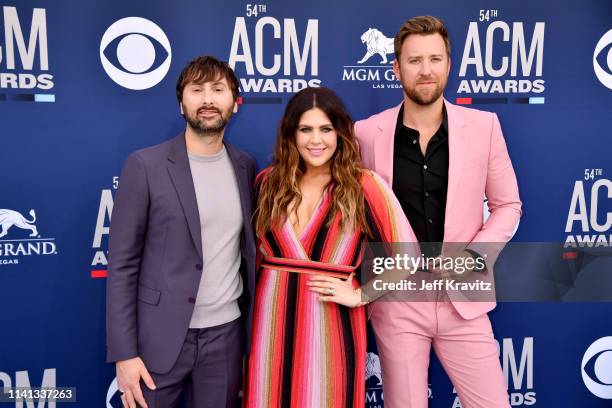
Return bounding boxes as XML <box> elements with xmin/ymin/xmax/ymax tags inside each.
<box><xmin>355</xmin><ymin>16</ymin><xmax>521</xmax><ymax>408</ymax></box>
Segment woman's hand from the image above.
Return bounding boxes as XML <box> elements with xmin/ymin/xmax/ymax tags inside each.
<box><xmin>307</xmin><ymin>273</ymin><xmax>367</xmax><ymax>308</ymax></box>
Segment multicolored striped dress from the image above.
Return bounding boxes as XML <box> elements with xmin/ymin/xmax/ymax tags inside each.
<box><xmin>245</xmin><ymin>169</ymin><xmax>416</xmax><ymax>408</ymax></box>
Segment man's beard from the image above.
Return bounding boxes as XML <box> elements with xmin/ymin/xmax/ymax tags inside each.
<box><xmin>185</xmin><ymin>106</ymin><xmax>232</xmax><ymax>135</ymax></box>
<box><xmin>405</xmin><ymin>76</ymin><xmax>447</xmax><ymax>106</ymax></box>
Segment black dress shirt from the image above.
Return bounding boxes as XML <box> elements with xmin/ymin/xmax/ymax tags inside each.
<box><xmin>392</xmin><ymin>104</ymin><xmax>449</xmax><ymax>257</ymax></box>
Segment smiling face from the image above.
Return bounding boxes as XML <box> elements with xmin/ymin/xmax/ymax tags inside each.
<box><xmin>180</xmin><ymin>77</ymin><xmax>237</xmax><ymax>134</ymax></box>
<box><xmin>393</xmin><ymin>33</ymin><xmax>450</xmax><ymax>106</ymax></box>
<box><xmin>295</xmin><ymin>107</ymin><xmax>338</xmax><ymax>173</ymax></box>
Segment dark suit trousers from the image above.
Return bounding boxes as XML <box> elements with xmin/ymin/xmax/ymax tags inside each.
<box><xmin>141</xmin><ymin>317</ymin><xmax>242</xmax><ymax>408</ymax></box>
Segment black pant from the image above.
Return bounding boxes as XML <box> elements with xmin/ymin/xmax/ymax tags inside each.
<box><xmin>141</xmin><ymin>317</ymin><xmax>242</xmax><ymax>408</ymax></box>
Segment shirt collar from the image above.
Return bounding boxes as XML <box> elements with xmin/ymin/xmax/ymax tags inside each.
<box><xmin>396</xmin><ymin>102</ymin><xmax>448</xmax><ymax>139</ymax></box>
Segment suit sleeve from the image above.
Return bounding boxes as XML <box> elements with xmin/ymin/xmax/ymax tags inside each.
<box><xmin>467</xmin><ymin>113</ymin><xmax>522</xmax><ymax>260</ymax></box>
<box><xmin>106</xmin><ymin>152</ymin><xmax>150</xmax><ymax>363</ymax></box>
<box><xmin>248</xmin><ymin>154</ymin><xmax>258</xmax><ymax>186</ymax></box>
<box><xmin>354</xmin><ymin>120</ymin><xmax>363</xmax><ymax>152</ymax></box>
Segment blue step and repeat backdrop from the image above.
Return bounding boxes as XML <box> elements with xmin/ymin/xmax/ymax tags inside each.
<box><xmin>1</xmin><ymin>0</ymin><xmax>612</xmax><ymax>407</ymax></box>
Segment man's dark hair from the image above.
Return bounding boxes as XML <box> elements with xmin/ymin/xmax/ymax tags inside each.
<box><xmin>395</xmin><ymin>16</ymin><xmax>451</xmax><ymax>59</ymax></box>
<box><xmin>176</xmin><ymin>55</ymin><xmax>240</xmax><ymax>103</ymax></box>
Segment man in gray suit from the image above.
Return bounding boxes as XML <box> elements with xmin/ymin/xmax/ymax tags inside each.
<box><xmin>106</xmin><ymin>56</ymin><xmax>257</xmax><ymax>408</ymax></box>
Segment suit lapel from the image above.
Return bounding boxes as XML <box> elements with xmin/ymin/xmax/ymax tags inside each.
<box><xmin>225</xmin><ymin>142</ymin><xmax>251</xmax><ymax>239</ymax></box>
<box><xmin>444</xmin><ymin>99</ymin><xmax>469</xmax><ymax>225</ymax></box>
<box><xmin>375</xmin><ymin>102</ymin><xmax>402</xmax><ymax>186</ymax></box>
<box><xmin>167</xmin><ymin>133</ymin><xmax>203</xmax><ymax>260</ymax></box>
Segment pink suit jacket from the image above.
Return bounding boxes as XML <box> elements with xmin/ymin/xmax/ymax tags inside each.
<box><xmin>355</xmin><ymin>99</ymin><xmax>522</xmax><ymax>319</ymax></box>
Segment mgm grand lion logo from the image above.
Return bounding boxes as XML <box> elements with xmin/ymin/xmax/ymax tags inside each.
<box><xmin>0</xmin><ymin>209</ymin><xmax>39</xmax><ymax>238</ymax></box>
<box><xmin>358</xmin><ymin>28</ymin><xmax>395</xmax><ymax>64</ymax></box>
<box><xmin>365</xmin><ymin>352</ymin><xmax>382</xmax><ymax>385</ymax></box>
<box><xmin>0</xmin><ymin>208</ymin><xmax>56</xmax><ymax>265</ymax></box>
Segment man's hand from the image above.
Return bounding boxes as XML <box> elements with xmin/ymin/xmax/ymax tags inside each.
<box><xmin>116</xmin><ymin>357</ymin><xmax>156</xmax><ymax>408</ymax></box>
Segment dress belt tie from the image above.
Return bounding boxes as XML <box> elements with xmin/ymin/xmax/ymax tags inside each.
<box><xmin>261</xmin><ymin>255</ymin><xmax>357</xmax><ymax>279</ymax></box>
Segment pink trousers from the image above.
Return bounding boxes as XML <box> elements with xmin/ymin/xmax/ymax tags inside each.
<box><xmin>370</xmin><ymin>297</ymin><xmax>510</xmax><ymax>408</ymax></box>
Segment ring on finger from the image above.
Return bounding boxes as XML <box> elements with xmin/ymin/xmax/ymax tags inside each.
<box><xmin>327</xmin><ymin>287</ymin><xmax>335</xmax><ymax>295</ymax></box>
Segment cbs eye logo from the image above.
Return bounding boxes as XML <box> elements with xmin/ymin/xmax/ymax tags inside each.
<box><xmin>100</xmin><ymin>17</ymin><xmax>172</xmax><ymax>90</ymax></box>
<box><xmin>594</xmin><ymin>29</ymin><xmax>612</xmax><ymax>90</ymax></box>
<box><xmin>582</xmin><ymin>336</ymin><xmax>612</xmax><ymax>399</ymax></box>
<box><xmin>106</xmin><ymin>377</ymin><xmax>120</xmax><ymax>408</ymax></box>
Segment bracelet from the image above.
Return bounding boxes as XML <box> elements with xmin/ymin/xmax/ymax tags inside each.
<box><xmin>353</xmin><ymin>288</ymin><xmax>370</xmax><ymax>306</ymax></box>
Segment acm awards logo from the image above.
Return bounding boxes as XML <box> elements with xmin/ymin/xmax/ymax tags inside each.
<box><xmin>0</xmin><ymin>368</ymin><xmax>57</xmax><ymax>401</ymax></box>
<box><xmin>452</xmin><ymin>337</ymin><xmax>535</xmax><ymax>407</ymax></box>
<box><xmin>499</xmin><ymin>337</ymin><xmax>536</xmax><ymax>406</ymax></box>
<box><xmin>341</xmin><ymin>27</ymin><xmax>401</xmax><ymax>90</ymax></box>
<box><xmin>0</xmin><ymin>6</ymin><xmax>54</xmax><ymax>97</ymax></box>
<box><xmin>457</xmin><ymin>11</ymin><xmax>545</xmax><ymax>102</ymax></box>
<box><xmin>90</xmin><ymin>177</ymin><xmax>118</xmax><ymax>278</ymax></box>
<box><xmin>100</xmin><ymin>17</ymin><xmax>172</xmax><ymax>90</ymax></box>
<box><xmin>0</xmin><ymin>208</ymin><xmax>58</xmax><ymax>266</ymax></box>
<box><xmin>228</xmin><ymin>5</ymin><xmax>320</xmax><ymax>96</ymax></box>
<box><xmin>564</xmin><ymin>169</ymin><xmax>611</xmax><ymax>249</ymax></box>
<box><xmin>582</xmin><ymin>337</ymin><xmax>612</xmax><ymax>399</ymax></box>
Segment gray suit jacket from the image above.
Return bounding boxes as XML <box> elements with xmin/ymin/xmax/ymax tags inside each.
<box><xmin>106</xmin><ymin>133</ymin><xmax>257</xmax><ymax>374</ymax></box>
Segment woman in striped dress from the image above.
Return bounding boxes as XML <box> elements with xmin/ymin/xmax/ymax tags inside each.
<box><xmin>245</xmin><ymin>87</ymin><xmax>417</xmax><ymax>408</ymax></box>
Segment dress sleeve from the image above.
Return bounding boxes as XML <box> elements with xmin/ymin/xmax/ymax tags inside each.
<box><xmin>360</xmin><ymin>170</ymin><xmax>421</xmax><ymax>301</ymax></box>
<box><xmin>361</xmin><ymin>170</ymin><xmax>419</xmax><ymax>244</ymax></box>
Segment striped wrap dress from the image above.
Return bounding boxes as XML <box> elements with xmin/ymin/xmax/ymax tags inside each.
<box><xmin>245</xmin><ymin>169</ymin><xmax>416</xmax><ymax>408</ymax></box>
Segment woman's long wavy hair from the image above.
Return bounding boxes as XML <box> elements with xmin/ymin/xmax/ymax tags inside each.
<box><xmin>255</xmin><ymin>87</ymin><xmax>370</xmax><ymax>236</ymax></box>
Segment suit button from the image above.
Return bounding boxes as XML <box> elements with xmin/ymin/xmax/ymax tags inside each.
<box><xmin>195</xmin><ymin>264</ymin><xmax>202</xmax><ymax>271</ymax></box>
<box><xmin>428</xmin><ymin>218</ymin><xmax>433</xmax><ymax>224</ymax></box>
<box><xmin>188</xmin><ymin>297</ymin><xmax>196</xmax><ymax>304</ymax></box>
